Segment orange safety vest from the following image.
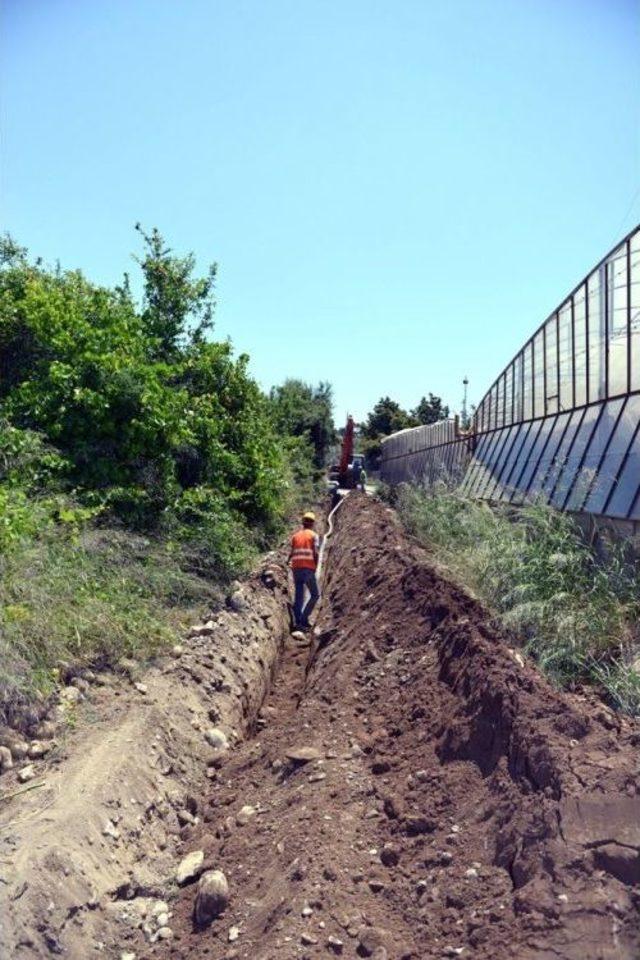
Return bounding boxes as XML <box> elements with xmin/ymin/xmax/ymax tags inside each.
<box><xmin>290</xmin><ymin>529</ymin><xmax>318</xmax><ymax>570</ymax></box>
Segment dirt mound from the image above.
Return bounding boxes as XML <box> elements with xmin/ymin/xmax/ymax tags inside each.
<box><xmin>155</xmin><ymin>493</ymin><xmax>639</xmax><ymax>960</ymax></box>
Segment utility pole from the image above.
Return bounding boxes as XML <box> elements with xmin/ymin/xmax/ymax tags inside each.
<box><xmin>461</xmin><ymin>376</ymin><xmax>469</xmax><ymax>429</ymax></box>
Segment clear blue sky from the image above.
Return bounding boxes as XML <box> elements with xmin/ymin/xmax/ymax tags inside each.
<box><xmin>3</xmin><ymin>0</ymin><xmax>639</xmax><ymax>423</ymax></box>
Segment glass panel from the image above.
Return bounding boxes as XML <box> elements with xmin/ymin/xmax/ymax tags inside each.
<box><xmin>565</xmin><ymin>397</ymin><xmax>625</xmax><ymax>511</ymax></box>
<box><xmin>513</xmin><ymin>354</ymin><xmax>523</xmax><ymax>423</ymax></box>
<box><xmin>484</xmin><ymin>425</ymin><xmax>518</xmax><ymax>499</ymax></box>
<box><xmin>495</xmin><ymin>376</ymin><xmax>505</xmax><ymax>429</ymax></box>
<box><xmin>606</xmin><ymin>425</ymin><xmax>640</xmax><ymax>518</ymax></box>
<box><xmin>558</xmin><ymin>304</ymin><xmax>573</xmax><ymax>411</ymax></box>
<box><xmin>545</xmin><ymin>317</ymin><xmax>559</xmax><ymax>414</ymax></box>
<box><xmin>497</xmin><ymin>422</ymin><xmax>532</xmax><ymax>501</ymax></box>
<box><xmin>574</xmin><ymin>286</ymin><xmax>587</xmax><ymax>407</ymax></box>
<box><xmin>588</xmin><ymin>269</ymin><xmax>605</xmax><ymax>402</ymax></box>
<box><xmin>608</xmin><ymin>246</ymin><xmax>628</xmax><ymax>396</ymax></box>
<box><xmin>523</xmin><ymin>342</ymin><xmax>533</xmax><ymax>420</ymax></box>
<box><xmin>551</xmin><ymin>404</ymin><xmax>603</xmax><ymax>509</ymax></box>
<box><xmin>542</xmin><ymin>408</ymin><xmax>585</xmax><ymax>501</ymax></box>
<box><xmin>528</xmin><ymin>412</ymin><xmax>571</xmax><ymax>499</ymax></box>
<box><xmin>475</xmin><ymin>432</ymin><xmax>505</xmax><ymax>498</ymax></box>
<box><xmin>504</xmin><ymin>365</ymin><xmax>514</xmax><ymax>426</ymax></box>
<box><xmin>585</xmin><ymin>395</ymin><xmax>640</xmax><ymax>514</ymax></box>
<box><xmin>630</xmin><ymin>231</ymin><xmax>640</xmax><ymax>391</ymax></box>
<box><xmin>464</xmin><ymin>434</ymin><xmax>493</xmax><ymax>496</ymax></box>
<box><xmin>533</xmin><ymin>330</ymin><xmax>545</xmax><ymax>418</ymax></box>
<box><xmin>487</xmin><ymin>385</ymin><xmax>496</xmax><ymax>431</ymax></box>
<box><xmin>514</xmin><ymin>416</ymin><xmax>557</xmax><ymax>502</ymax></box>
<box><xmin>506</xmin><ymin>418</ymin><xmax>545</xmax><ymax>503</ymax></box>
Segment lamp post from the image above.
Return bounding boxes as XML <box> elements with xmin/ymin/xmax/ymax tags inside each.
<box><xmin>461</xmin><ymin>376</ymin><xmax>469</xmax><ymax>428</ymax></box>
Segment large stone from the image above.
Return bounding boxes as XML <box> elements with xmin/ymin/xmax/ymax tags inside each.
<box><xmin>18</xmin><ymin>765</ymin><xmax>35</xmax><ymax>783</ymax></box>
<box><xmin>194</xmin><ymin>870</ymin><xmax>229</xmax><ymax>925</ymax></box>
<box><xmin>35</xmin><ymin>720</ymin><xmax>57</xmax><ymax>740</ymax></box>
<box><xmin>229</xmin><ymin>591</ymin><xmax>249</xmax><ymax>613</ymax></box>
<box><xmin>9</xmin><ymin>740</ymin><xmax>29</xmax><ymax>761</ymax></box>
<box><xmin>285</xmin><ymin>745</ymin><xmax>323</xmax><ymax>762</ymax></box>
<box><xmin>0</xmin><ymin>746</ymin><xmax>13</xmax><ymax>771</ymax></box>
<box><xmin>205</xmin><ymin>728</ymin><xmax>229</xmax><ymax>750</ymax></box>
<box><xmin>60</xmin><ymin>686</ymin><xmax>82</xmax><ymax>704</ymax></box>
<box><xmin>357</xmin><ymin>926</ymin><xmax>388</xmax><ymax>957</ymax></box>
<box><xmin>380</xmin><ymin>843</ymin><xmax>400</xmax><ymax>867</ymax></box>
<box><xmin>593</xmin><ymin>843</ymin><xmax>640</xmax><ymax>886</ymax></box>
<box><xmin>28</xmin><ymin>740</ymin><xmax>53</xmax><ymax>759</ymax></box>
<box><xmin>176</xmin><ymin>850</ymin><xmax>204</xmax><ymax>885</ymax></box>
<box><xmin>236</xmin><ymin>805</ymin><xmax>256</xmax><ymax>826</ymax></box>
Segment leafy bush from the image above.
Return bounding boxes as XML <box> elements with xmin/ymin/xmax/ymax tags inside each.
<box><xmin>395</xmin><ymin>484</ymin><xmax>640</xmax><ymax>713</ymax></box>
<box><xmin>0</xmin><ymin>229</ymin><xmax>334</xmax><ymax>707</ymax></box>
<box><xmin>0</xmin><ymin>232</ymin><xmax>291</xmax><ymax>537</ymax></box>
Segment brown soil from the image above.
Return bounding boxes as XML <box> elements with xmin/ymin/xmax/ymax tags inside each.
<box><xmin>150</xmin><ymin>493</ymin><xmax>640</xmax><ymax>960</ymax></box>
<box><xmin>0</xmin><ymin>565</ymin><xmax>290</xmax><ymax>958</ymax></box>
<box><xmin>3</xmin><ymin>493</ymin><xmax>639</xmax><ymax>960</ymax></box>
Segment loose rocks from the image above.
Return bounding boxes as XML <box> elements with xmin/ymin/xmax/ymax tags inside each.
<box><xmin>194</xmin><ymin>870</ymin><xmax>230</xmax><ymax>926</ymax></box>
<box><xmin>176</xmin><ymin>850</ymin><xmax>205</xmax><ymax>885</ymax></box>
<box><xmin>236</xmin><ymin>804</ymin><xmax>256</xmax><ymax>826</ymax></box>
<box><xmin>17</xmin><ymin>764</ymin><xmax>35</xmax><ymax>783</ymax></box>
<box><xmin>358</xmin><ymin>926</ymin><xmax>388</xmax><ymax>957</ymax></box>
<box><xmin>0</xmin><ymin>746</ymin><xmax>13</xmax><ymax>771</ymax></box>
<box><xmin>205</xmin><ymin>728</ymin><xmax>229</xmax><ymax>751</ymax></box>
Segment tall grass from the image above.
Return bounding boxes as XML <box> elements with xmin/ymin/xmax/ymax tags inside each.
<box><xmin>393</xmin><ymin>483</ymin><xmax>640</xmax><ymax>714</ymax></box>
<box><xmin>0</xmin><ymin>524</ymin><xmax>224</xmax><ymax>718</ymax></box>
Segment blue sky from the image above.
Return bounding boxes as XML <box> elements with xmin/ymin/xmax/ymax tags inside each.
<box><xmin>3</xmin><ymin>0</ymin><xmax>639</xmax><ymax>423</ymax></box>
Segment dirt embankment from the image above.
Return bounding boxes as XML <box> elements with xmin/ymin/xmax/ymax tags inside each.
<box><xmin>157</xmin><ymin>494</ymin><xmax>639</xmax><ymax>960</ymax></box>
<box><xmin>0</xmin><ymin>558</ymin><xmax>291</xmax><ymax>958</ymax></box>
<box><xmin>3</xmin><ymin>494</ymin><xmax>640</xmax><ymax>960</ymax></box>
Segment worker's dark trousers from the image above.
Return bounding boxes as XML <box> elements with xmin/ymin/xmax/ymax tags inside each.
<box><xmin>292</xmin><ymin>568</ymin><xmax>320</xmax><ymax>628</ymax></box>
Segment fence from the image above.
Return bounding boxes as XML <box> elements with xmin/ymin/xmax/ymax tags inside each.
<box><xmin>381</xmin><ymin>224</ymin><xmax>640</xmax><ymax>523</ymax></box>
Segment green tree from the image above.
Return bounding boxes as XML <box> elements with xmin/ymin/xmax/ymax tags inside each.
<box><xmin>135</xmin><ymin>223</ymin><xmax>216</xmax><ymax>358</ymax></box>
<box><xmin>269</xmin><ymin>379</ymin><xmax>335</xmax><ymax>469</ymax></box>
<box><xmin>361</xmin><ymin>396</ymin><xmax>415</xmax><ymax>440</ymax></box>
<box><xmin>411</xmin><ymin>393</ymin><xmax>450</xmax><ymax>425</ymax></box>
<box><xmin>0</xmin><ymin>229</ymin><xmax>291</xmax><ymax>537</ymax></box>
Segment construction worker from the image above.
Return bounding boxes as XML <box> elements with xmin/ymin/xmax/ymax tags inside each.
<box><xmin>289</xmin><ymin>511</ymin><xmax>320</xmax><ymax>631</ymax></box>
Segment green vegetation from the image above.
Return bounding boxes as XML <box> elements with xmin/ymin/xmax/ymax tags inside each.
<box><xmin>361</xmin><ymin>393</ymin><xmax>449</xmax><ymax>468</ymax></box>
<box><xmin>392</xmin><ymin>484</ymin><xmax>640</xmax><ymax>714</ymax></box>
<box><xmin>0</xmin><ymin>230</ymin><xmax>333</xmax><ymax>715</ymax></box>
<box><xmin>270</xmin><ymin>379</ymin><xmax>336</xmax><ymax>503</ymax></box>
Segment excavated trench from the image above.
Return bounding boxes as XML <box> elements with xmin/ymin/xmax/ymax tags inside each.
<box><xmin>4</xmin><ymin>494</ymin><xmax>639</xmax><ymax>960</ymax></box>
<box><xmin>136</xmin><ymin>493</ymin><xmax>640</xmax><ymax>960</ymax></box>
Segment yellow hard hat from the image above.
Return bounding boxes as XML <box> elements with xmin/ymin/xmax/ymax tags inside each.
<box><xmin>302</xmin><ymin>511</ymin><xmax>316</xmax><ymax>522</ymax></box>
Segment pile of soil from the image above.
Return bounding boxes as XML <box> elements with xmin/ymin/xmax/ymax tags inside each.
<box><xmin>152</xmin><ymin>494</ymin><xmax>640</xmax><ymax>960</ymax></box>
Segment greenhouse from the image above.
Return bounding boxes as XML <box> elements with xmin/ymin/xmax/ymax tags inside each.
<box><xmin>381</xmin><ymin>224</ymin><xmax>640</xmax><ymax>522</ymax></box>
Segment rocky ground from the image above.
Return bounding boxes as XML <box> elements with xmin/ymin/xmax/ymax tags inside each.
<box><xmin>2</xmin><ymin>493</ymin><xmax>639</xmax><ymax>959</ymax></box>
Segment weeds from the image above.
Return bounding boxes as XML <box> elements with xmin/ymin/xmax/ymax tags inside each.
<box><xmin>0</xmin><ymin>523</ymin><xmax>222</xmax><ymax>718</ymax></box>
<box><xmin>393</xmin><ymin>483</ymin><xmax>640</xmax><ymax>714</ymax></box>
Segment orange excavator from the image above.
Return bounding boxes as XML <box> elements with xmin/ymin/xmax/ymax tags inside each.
<box><xmin>328</xmin><ymin>415</ymin><xmax>365</xmax><ymax>489</ymax></box>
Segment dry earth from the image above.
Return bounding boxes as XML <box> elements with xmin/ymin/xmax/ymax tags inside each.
<box><xmin>2</xmin><ymin>493</ymin><xmax>639</xmax><ymax>960</ymax></box>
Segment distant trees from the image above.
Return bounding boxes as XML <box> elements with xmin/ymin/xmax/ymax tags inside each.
<box><xmin>411</xmin><ymin>393</ymin><xmax>450</xmax><ymax>425</ymax></box>
<box><xmin>361</xmin><ymin>397</ymin><xmax>414</xmax><ymax>440</ymax></box>
<box><xmin>360</xmin><ymin>392</ymin><xmax>450</xmax><ymax>469</ymax></box>
<box><xmin>269</xmin><ymin>380</ymin><xmax>335</xmax><ymax>470</ymax></box>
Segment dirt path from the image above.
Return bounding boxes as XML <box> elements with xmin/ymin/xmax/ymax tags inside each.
<box><xmin>154</xmin><ymin>494</ymin><xmax>639</xmax><ymax>960</ymax></box>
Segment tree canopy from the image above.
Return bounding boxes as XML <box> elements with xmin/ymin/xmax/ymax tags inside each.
<box><xmin>0</xmin><ymin>230</ymin><xmax>322</xmax><ymax>556</ymax></box>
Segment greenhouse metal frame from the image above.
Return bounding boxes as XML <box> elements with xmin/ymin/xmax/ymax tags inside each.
<box><xmin>381</xmin><ymin>224</ymin><xmax>640</xmax><ymax>523</ymax></box>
